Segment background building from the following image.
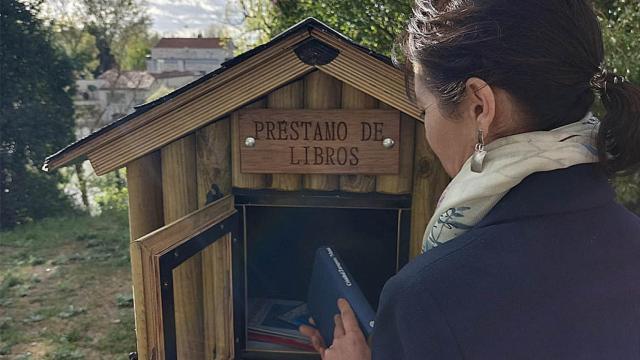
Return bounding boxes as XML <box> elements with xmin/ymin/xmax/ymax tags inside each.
<box><xmin>147</xmin><ymin>37</ymin><xmax>234</xmax><ymax>74</ymax></box>
<box><xmin>74</xmin><ymin>37</ymin><xmax>234</xmax><ymax>138</ymax></box>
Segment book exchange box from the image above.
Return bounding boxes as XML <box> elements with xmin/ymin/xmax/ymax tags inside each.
<box><xmin>45</xmin><ymin>18</ymin><xmax>450</xmax><ymax>360</ymax></box>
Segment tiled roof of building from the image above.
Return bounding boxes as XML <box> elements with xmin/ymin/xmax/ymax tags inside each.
<box><xmin>154</xmin><ymin>38</ymin><xmax>225</xmax><ymax>49</ymax></box>
<box><xmin>151</xmin><ymin>71</ymin><xmax>197</xmax><ymax>79</ymax></box>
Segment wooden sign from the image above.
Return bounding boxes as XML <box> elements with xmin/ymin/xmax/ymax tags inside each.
<box><xmin>238</xmin><ymin>109</ymin><xmax>400</xmax><ymax>174</ymax></box>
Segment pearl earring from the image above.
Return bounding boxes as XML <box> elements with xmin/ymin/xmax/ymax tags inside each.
<box><xmin>471</xmin><ymin>129</ymin><xmax>486</xmax><ymax>173</ymax></box>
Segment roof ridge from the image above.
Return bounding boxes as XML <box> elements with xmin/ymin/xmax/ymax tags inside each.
<box><xmin>43</xmin><ymin>17</ymin><xmax>402</xmax><ymax>172</ymax></box>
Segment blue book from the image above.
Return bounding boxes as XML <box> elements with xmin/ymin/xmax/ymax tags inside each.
<box><xmin>307</xmin><ymin>246</ymin><xmax>376</xmax><ymax>345</ymax></box>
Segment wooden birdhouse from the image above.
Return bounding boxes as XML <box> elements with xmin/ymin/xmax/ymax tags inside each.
<box><xmin>45</xmin><ymin>18</ymin><xmax>449</xmax><ymax>360</ymax></box>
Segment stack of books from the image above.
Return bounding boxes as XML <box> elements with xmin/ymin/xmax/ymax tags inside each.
<box><xmin>247</xmin><ymin>298</ymin><xmax>315</xmax><ymax>352</ymax></box>
<box><xmin>247</xmin><ymin>247</ymin><xmax>375</xmax><ymax>353</ymax></box>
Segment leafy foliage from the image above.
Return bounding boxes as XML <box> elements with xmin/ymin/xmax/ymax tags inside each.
<box><xmin>596</xmin><ymin>0</ymin><xmax>640</xmax><ymax>84</ymax></box>
<box><xmin>79</xmin><ymin>0</ymin><xmax>153</xmax><ymax>74</ymax></box>
<box><xmin>0</xmin><ymin>0</ymin><xmax>76</xmax><ymax>228</ymax></box>
<box><xmin>46</xmin><ymin>0</ymin><xmax>155</xmax><ymax>74</ymax></box>
<box><xmin>51</xmin><ymin>22</ymin><xmax>99</xmax><ymax>78</ymax></box>
<box><xmin>93</xmin><ymin>169</ymin><xmax>129</xmax><ymax>214</ymax></box>
<box><xmin>270</xmin><ymin>0</ymin><xmax>411</xmax><ymax>55</ymax></box>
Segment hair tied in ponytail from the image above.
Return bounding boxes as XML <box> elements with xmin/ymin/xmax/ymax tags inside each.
<box><xmin>595</xmin><ymin>67</ymin><xmax>640</xmax><ymax>174</ymax></box>
<box><xmin>590</xmin><ymin>63</ymin><xmax>608</xmax><ymax>93</ymax></box>
<box><xmin>590</xmin><ymin>62</ymin><xmax>628</xmax><ymax>95</ymax></box>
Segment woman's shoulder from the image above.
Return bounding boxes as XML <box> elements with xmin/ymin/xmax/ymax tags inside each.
<box><xmin>387</xmin><ymin>164</ymin><xmax>640</xmax><ymax>297</ymax></box>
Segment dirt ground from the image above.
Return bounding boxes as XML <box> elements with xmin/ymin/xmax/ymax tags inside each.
<box><xmin>0</xmin><ymin>212</ymin><xmax>136</xmax><ymax>360</ymax></box>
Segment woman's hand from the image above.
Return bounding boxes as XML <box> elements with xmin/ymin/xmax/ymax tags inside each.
<box><xmin>299</xmin><ymin>298</ymin><xmax>372</xmax><ymax>360</ymax></box>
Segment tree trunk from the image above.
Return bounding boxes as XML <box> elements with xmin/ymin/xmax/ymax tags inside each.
<box><xmin>74</xmin><ymin>162</ymin><xmax>90</xmax><ymax>209</ymax></box>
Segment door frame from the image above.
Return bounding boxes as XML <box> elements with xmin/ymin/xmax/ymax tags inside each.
<box><xmin>131</xmin><ymin>195</ymin><xmax>239</xmax><ymax>360</ymax></box>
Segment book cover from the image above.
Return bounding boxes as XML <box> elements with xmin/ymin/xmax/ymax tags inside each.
<box><xmin>247</xmin><ymin>298</ymin><xmax>310</xmax><ymax>341</ymax></box>
<box><xmin>307</xmin><ymin>247</ymin><xmax>376</xmax><ymax>345</ymax></box>
<box><xmin>278</xmin><ymin>303</ymin><xmax>310</xmax><ymax>327</ymax></box>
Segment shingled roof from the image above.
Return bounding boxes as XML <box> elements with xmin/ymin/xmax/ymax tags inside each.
<box><xmin>45</xmin><ymin>18</ymin><xmax>420</xmax><ymax>175</ymax></box>
<box><xmin>154</xmin><ymin>37</ymin><xmax>224</xmax><ymax>49</ymax></box>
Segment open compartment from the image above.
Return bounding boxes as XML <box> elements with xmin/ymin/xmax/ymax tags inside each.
<box><xmin>235</xmin><ymin>190</ymin><xmax>411</xmax><ymax>359</ymax></box>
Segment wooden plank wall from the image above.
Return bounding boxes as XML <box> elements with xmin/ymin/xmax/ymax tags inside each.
<box><xmin>339</xmin><ymin>83</ymin><xmax>377</xmax><ymax>192</ymax></box>
<box><xmin>377</xmin><ymin>104</ymin><xmax>415</xmax><ymax>194</ymax></box>
<box><xmin>232</xmin><ymin>99</ymin><xmax>270</xmax><ymax>189</ymax></box>
<box><xmin>302</xmin><ymin>71</ymin><xmax>341</xmax><ymax>191</ymax></box>
<box><xmin>161</xmin><ymin>135</ymin><xmax>205</xmax><ymax>359</ymax></box>
<box><xmin>196</xmin><ymin>117</ymin><xmax>234</xmax><ymax>360</ymax></box>
<box><xmin>409</xmin><ymin>128</ymin><xmax>451</xmax><ymax>258</ymax></box>
<box><xmin>128</xmin><ymin>119</ymin><xmax>236</xmax><ymax>359</ymax></box>
<box><xmin>127</xmin><ymin>151</ymin><xmax>164</xmax><ymax>360</ymax></box>
<box><xmin>268</xmin><ymin>80</ymin><xmax>304</xmax><ymax>191</ymax></box>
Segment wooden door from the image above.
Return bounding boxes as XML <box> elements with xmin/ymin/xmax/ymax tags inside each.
<box><xmin>130</xmin><ymin>195</ymin><xmax>240</xmax><ymax>360</ymax></box>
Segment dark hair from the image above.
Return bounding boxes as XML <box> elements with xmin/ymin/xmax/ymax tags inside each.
<box><xmin>397</xmin><ymin>0</ymin><xmax>640</xmax><ymax>174</ymax></box>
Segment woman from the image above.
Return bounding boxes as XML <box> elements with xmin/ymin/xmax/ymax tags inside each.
<box><xmin>300</xmin><ymin>0</ymin><xmax>640</xmax><ymax>358</ymax></box>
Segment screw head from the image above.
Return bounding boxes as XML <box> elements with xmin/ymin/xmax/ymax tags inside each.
<box><xmin>244</xmin><ymin>137</ymin><xmax>256</xmax><ymax>147</ymax></box>
<box><xmin>382</xmin><ymin>137</ymin><xmax>395</xmax><ymax>149</ymax></box>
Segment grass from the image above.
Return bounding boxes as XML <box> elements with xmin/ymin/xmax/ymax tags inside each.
<box><xmin>0</xmin><ymin>210</ymin><xmax>136</xmax><ymax>359</ymax></box>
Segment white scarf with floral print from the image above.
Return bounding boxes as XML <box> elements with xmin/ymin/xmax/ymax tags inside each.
<box><xmin>422</xmin><ymin>112</ymin><xmax>600</xmax><ymax>253</ymax></box>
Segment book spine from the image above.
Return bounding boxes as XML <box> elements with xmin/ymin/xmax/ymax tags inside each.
<box><xmin>320</xmin><ymin>247</ymin><xmax>376</xmax><ymax>335</ymax></box>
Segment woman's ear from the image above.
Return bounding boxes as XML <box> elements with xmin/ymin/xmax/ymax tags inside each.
<box><xmin>465</xmin><ymin>77</ymin><xmax>496</xmax><ymax>135</ymax></box>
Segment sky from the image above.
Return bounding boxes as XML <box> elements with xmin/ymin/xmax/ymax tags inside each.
<box><xmin>147</xmin><ymin>0</ymin><xmax>231</xmax><ymax>37</ymax></box>
<box><xmin>43</xmin><ymin>0</ymin><xmax>237</xmax><ymax>37</ymax></box>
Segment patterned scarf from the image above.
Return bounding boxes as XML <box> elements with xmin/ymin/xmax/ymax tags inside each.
<box><xmin>422</xmin><ymin>112</ymin><xmax>600</xmax><ymax>253</ymax></box>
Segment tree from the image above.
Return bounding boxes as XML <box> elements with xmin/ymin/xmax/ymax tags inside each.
<box><xmin>51</xmin><ymin>21</ymin><xmax>99</xmax><ymax>78</ymax></box>
<box><xmin>224</xmin><ymin>0</ymin><xmax>410</xmax><ymax>54</ymax></box>
<box><xmin>222</xmin><ymin>0</ymin><xmax>277</xmax><ymax>53</ymax></box>
<box><xmin>74</xmin><ymin>0</ymin><xmax>152</xmax><ymax>74</ymax></box>
<box><xmin>46</xmin><ymin>0</ymin><xmax>155</xmax><ymax>74</ymax></box>
<box><xmin>270</xmin><ymin>0</ymin><xmax>412</xmax><ymax>55</ymax></box>
<box><xmin>0</xmin><ymin>0</ymin><xmax>76</xmax><ymax>228</ymax></box>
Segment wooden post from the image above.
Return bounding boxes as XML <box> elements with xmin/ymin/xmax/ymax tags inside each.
<box><xmin>127</xmin><ymin>151</ymin><xmax>164</xmax><ymax>360</ymax></box>
<box><xmin>338</xmin><ymin>83</ymin><xmax>377</xmax><ymax>192</ymax></box>
<box><xmin>196</xmin><ymin>118</ymin><xmax>234</xmax><ymax>360</ymax></box>
<box><xmin>161</xmin><ymin>135</ymin><xmax>204</xmax><ymax>359</ymax></box>
<box><xmin>303</xmin><ymin>71</ymin><xmax>341</xmax><ymax>191</ymax></box>
<box><xmin>232</xmin><ymin>98</ymin><xmax>270</xmax><ymax>189</ymax></box>
<box><xmin>268</xmin><ymin>80</ymin><xmax>304</xmax><ymax>191</ymax></box>
<box><xmin>410</xmin><ymin>129</ymin><xmax>450</xmax><ymax>259</ymax></box>
<box><xmin>377</xmin><ymin>104</ymin><xmax>416</xmax><ymax>194</ymax></box>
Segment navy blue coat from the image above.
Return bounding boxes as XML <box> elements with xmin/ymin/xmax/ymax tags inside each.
<box><xmin>371</xmin><ymin>164</ymin><xmax>640</xmax><ymax>359</ymax></box>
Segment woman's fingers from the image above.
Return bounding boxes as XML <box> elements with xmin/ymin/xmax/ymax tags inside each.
<box><xmin>337</xmin><ymin>298</ymin><xmax>362</xmax><ymax>335</ymax></box>
<box><xmin>299</xmin><ymin>324</ymin><xmax>327</xmax><ymax>355</ymax></box>
<box><xmin>311</xmin><ymin>336</ymin><xmax>327</xmax><ymax>358</ymax></box>
<box><xmin>333</xmin><ymin>313</ymin><xmax>345</xmax><ymax>339</ymax></box>
<box><xmin>299</xmin><ymin>324</ymin><xmax>317</xmax><ymax>338</ymax></box>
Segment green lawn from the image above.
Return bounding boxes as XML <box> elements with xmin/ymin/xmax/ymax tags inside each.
<box><xmin>0</xmin><ymin>210</ymin><xmax>136</xmax><ymax>359</ymax></box>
